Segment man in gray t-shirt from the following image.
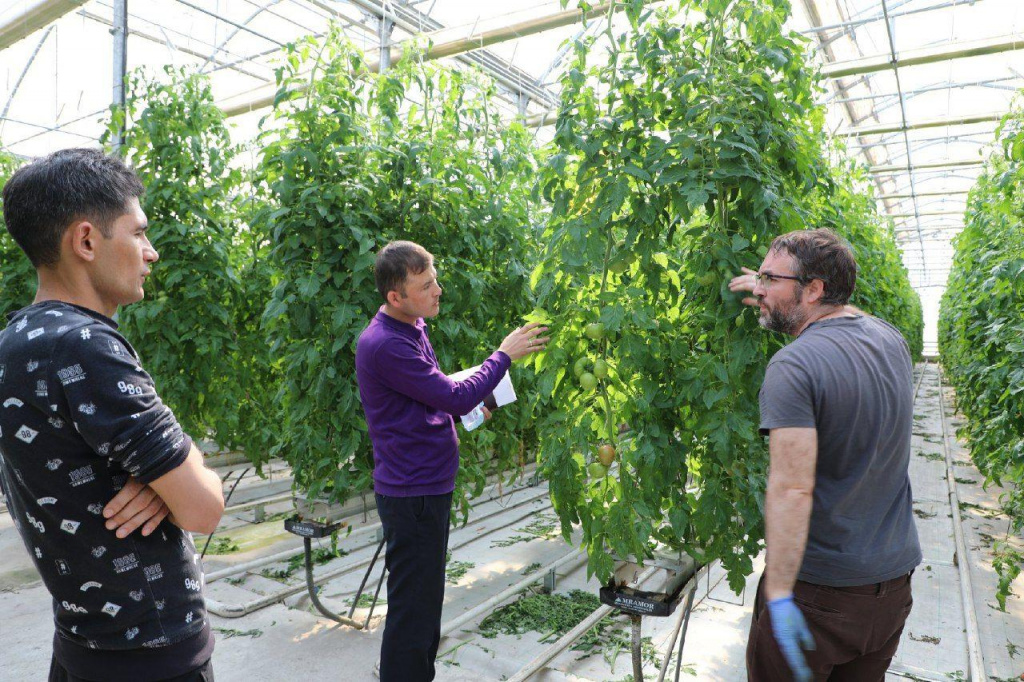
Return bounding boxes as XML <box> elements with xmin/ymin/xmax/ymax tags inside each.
<box><xmin>729</xmin><ymin>228</ymin><xmax>920</xmax><ymax>682</ymax></box>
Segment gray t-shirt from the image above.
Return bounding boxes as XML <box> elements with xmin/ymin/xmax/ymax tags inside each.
<box><xmin>759</xmin><ymin>314</ymin><xmax>921</xmax><ymax>586</ymax></box>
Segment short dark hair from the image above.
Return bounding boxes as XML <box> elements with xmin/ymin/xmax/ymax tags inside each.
<box><xmin>374</xmin><ymin>241</ymin><xmax>433</xmax><ymax>303</ymax></box>
<box><xmin>769</xmin><ymin>228</ymin><xmax>857</xmax><ymax>306</ymax></box>
<box><xmin>1</xmin><ymin>148</ymin><xmax>144</xmax><ymax>267</ymax></box>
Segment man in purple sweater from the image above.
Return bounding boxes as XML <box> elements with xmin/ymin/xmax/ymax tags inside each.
<box><xmin>356</xmin><ymin>241</ymin><xmax>547</xmax><ymax>681</ymax></box>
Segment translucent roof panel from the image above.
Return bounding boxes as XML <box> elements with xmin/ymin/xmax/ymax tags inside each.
<box><xmin>790</xmin><ymin>0</ymin><xmax>1024</xmax><ymax>352</ymax></box>
<box><xmin>3</xmin><ymin>0</ymin><xmax>1024</xmax><ymax>354</ymax></box>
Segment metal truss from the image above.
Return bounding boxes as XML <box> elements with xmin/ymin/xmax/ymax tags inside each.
<box><xmin>219</xmin><ymin>1</ymin><xmax>612</xmax><ymax>117</ymax></box>
<box><xmin>822</xmin><ymin>33</ymin><xmax>1024</xmax><ymax>80</ymax></box>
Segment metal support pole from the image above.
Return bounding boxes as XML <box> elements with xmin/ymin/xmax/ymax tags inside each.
<box><xmin>111</xmin><ymin>0</ymin><xmax>128</xmax><ymax>152</ymax></box>
<box><xmin>630</xmin><ymin>615</ymin><xmax>643</xmax><ymax>682</ymax></box>
<box><xmin>517</xmin><ymin>93</ymin><xmax>530</xmax><ymax>117</ymax></box>
<box><xmin>378</xmin><ymin>16</ymin><xmax>393</xmax><ymax>73</ymax></box>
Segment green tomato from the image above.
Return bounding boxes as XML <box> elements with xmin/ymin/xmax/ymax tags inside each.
<box><xmin>608</xmin><ymin>251</ymin><xmax>635</xmax><ymax>274</ymax></box>
<box><xmin>588</xmin><ymin>462</ymin><xmax>608</xmax><ymax>478</ymax></box>
<box><xmin>579</xmin><ymin>372</ymin><xmax>598</xmax><ymax>392</ymax></box>
<box><xmin>573</xmin><ymin>357</ymin><xmax>589</xmax><ymax>378</ymax></box>
<box><xmin>593</xmin><ymin>358</ymin><xmax>609</xmax><ymax>379</ymax></box>
<box><xmin>585</xmin><ymin>323</ymin><xmax>605</xmax><ymax>340</ymax></box>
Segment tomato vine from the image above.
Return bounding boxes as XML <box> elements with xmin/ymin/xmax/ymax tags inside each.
<box><xmin>940</xmin><ymin>102</ymin><xmax>1024</xmax><ymax>608</ymax></box>
<box><xmin>0</xmin><ymin>151</ymin><xmax>34</xmax><ymax>320</ymax></box>
<box><xmin>535</xmin><ymin>0</ymin><xmax>924</xmax><ymax>587</ymax></box>
<box><xmin>255</xmin><ymin>27</ymin><xmax>540</xmax><ymax>513</ymax></box>
<box><xmin>105</xmin><ymin>67</ymin><xmax>280</xmax><ymax>464</ymax></box>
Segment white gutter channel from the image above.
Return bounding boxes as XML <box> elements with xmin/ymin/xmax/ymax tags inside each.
<box><xmin>937</xmin><ymin>365</ymin><xmax>986</xmax><ymax>681</ymax></box>
<box><xmin>205</xmin><ymin>468</ymin><xmax>543</xmax><ymax>583</ymax></box>
<box><xmin>0</xmin><ymin>0</ymin><xmax>88</xmax><ymax>51</ymax></box>
<box><xmin>206</xmin><ymin>486</ymin><xmax>552</xmax><ymax>617</ymax></box>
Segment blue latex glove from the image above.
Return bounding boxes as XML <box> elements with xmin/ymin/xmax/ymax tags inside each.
<box><xmin>767</xmin><ymin>594</ymin><xmax>815</xmax><ymax>682</ymax></box>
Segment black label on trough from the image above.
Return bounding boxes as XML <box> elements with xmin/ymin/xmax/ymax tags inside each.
<box><xmin>599</xmin><ymin>585</ymin><xmax>674</xmax><ymax>617</ymax></box>
<box><xmin>284</xmin><ymin>516</ymin><xmax>339</xmax><ymax>538</ymax></box>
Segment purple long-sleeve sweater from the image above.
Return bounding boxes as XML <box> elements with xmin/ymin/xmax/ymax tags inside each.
<box><xmin>355</xmin><ymin>307</ymin><xmax>512</xmax><ymax>496</ymax></box>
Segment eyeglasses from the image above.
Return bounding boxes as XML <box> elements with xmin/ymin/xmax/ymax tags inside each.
<box><xmin>753</xmin><ymin>271</ymin><xmax>806</xmax><ymax>286</ymax></box>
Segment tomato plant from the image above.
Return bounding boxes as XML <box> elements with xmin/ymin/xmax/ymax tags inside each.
<box><xmin>940</xmin><ymin>102</ymin><xmax>1024</xmax><ymax>608</ymax></box>
<box><xmin>536</xmin><ymin>0</ymin><xmax>923</xmax><ymax>588</ymax></box>
<box><xmin>105</xmin><ymin>67</ymin><xmax>280</xmax><ymax>465</ymax></box>
<box><xmin>0</xmin><ymin>152</ymin><xmax>34</xmax><ymax>320</ymax></box>
<box><xmin>255</xmin><ymin>27</ymin><xmax>540</xmax><ymax>514</ymax></box>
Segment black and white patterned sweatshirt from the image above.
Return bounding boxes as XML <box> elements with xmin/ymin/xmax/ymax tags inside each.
<box><xmin>0</xmin><ymin>300</ymin><xmax>207</xmax><ymax>651</ymax></box>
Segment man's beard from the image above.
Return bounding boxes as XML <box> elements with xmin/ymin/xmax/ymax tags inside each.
<box><xmin>758</xmin><ymin>288</ymin><xmax>808</xmax><ymax>336</ymax></box>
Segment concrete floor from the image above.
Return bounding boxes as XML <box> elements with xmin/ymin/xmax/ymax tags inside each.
<box><xmin>2</xmin><ymin>363</ymin><xmax>1022</xmax><ymax>681</ymax></box>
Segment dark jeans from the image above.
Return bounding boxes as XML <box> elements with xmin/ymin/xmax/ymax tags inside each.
<box><xmin>375</xmin><ymin>492</ymin><xmax>453</xmax><ymax>682</ymax></box>
<box><xmin>48</xmin><ymin>656</ymin><xmax>213</xmax><ymax>682</ymax></box>
<box><xmin>747</xmin><ymin>571</ymin><xmax>914</xmax><ymax>681</ymax></box>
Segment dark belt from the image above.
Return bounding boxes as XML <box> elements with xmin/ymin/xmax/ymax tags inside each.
<box><xmin>821</xmin><ymin>570</ymin><xmax>913</xmax><ymax>596</ymax></box>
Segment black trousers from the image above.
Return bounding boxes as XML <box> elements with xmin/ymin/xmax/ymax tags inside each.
<box><xmin>375</xmin><ymin>492</ymin><xmax>453</xmax><ymax>682</ymax></box>
<box><xmin>48</xmin><ymin>656</ymin><xmax>213</xmax><ymax>682</ymax></box>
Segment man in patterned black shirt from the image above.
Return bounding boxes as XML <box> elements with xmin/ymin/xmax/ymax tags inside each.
<box><xmin>0</xmin><ymin>149</ymin><xmax>225</xmax><ymax>681</ymax></box>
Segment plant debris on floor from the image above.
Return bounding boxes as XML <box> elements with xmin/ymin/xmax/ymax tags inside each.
<box><xmin>490</xmin><ymin>515</ymin><xmax>559</xmax><ymax>548</ymax></box>
<box><xmin>345</xmin><ymin>593</ymin><xmax>386</xmax><ymax>608</ymax></box>
<box><xmin>213</xmin><ymin>627</ymin><xmax>264</xmax><ymax>639</ymax></box>
<box><xmin>204</xmin><ymin>536</ymin><xmax>241</xmax><ymax>555</ymax></box>
<box><xmin>445</xmin><ymin>551</ymin><xmax>475</xmax><ymax>584</ymax></box>
<box><xmin>478</xmin><ymin>589</ymin><xmax>660</xmax><ymax>669</ymax></box>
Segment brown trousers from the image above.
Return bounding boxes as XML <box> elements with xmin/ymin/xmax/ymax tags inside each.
<box><xmin>746</xmin><ymin>570</ymin><xmax>914</xmax><ymax>682</ymax></box>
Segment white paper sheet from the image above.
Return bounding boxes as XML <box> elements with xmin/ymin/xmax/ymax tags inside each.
<box><xmin>448</xmin><ymin>365</ymin><xmax>517</xmax><ymax>430</ymax></box>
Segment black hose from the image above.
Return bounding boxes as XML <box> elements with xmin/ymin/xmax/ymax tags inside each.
<box><xmin>200</xmin><ymin>467</ymin><xmax>250</xmax><ymax>559</ymax></box>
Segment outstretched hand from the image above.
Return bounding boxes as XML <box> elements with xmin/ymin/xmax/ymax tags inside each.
<box><xmin>499</xmin><ymin>322</ymin><xmax>550</xmax><ymax>361</ymax></box>
<box><xmin>728</xmin><ymin>267</ymin><xmax>759</xmax><ymax>308</ymax></box>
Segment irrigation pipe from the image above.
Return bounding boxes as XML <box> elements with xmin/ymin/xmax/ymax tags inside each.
<box><xmin>505</xmin><ymin>566</ymin><xmax>660</xmax><ymax>682</ymax></box>
<box><xmin>205</xmin><ymin>471</ymin><xmax>545</xmax><ymax>583</ymax></box>
<box><xmin>439</xmin><ymin>548</ymin><xmax>588</xmax><ymax>638</ymax></box>
<box><xmin>206</xmin><ymin>491</ymin><xmax>554</xmax><ymax>617</ymax></box>
<box><xmin>936</xmin><ymin>365</ymin><xmax>986</xmax><ymax>681</ymax></box>
<box><xmin>222</xmin><ymin>491</ymin><xmax>293</xmax><ymax>515</ymax></box>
